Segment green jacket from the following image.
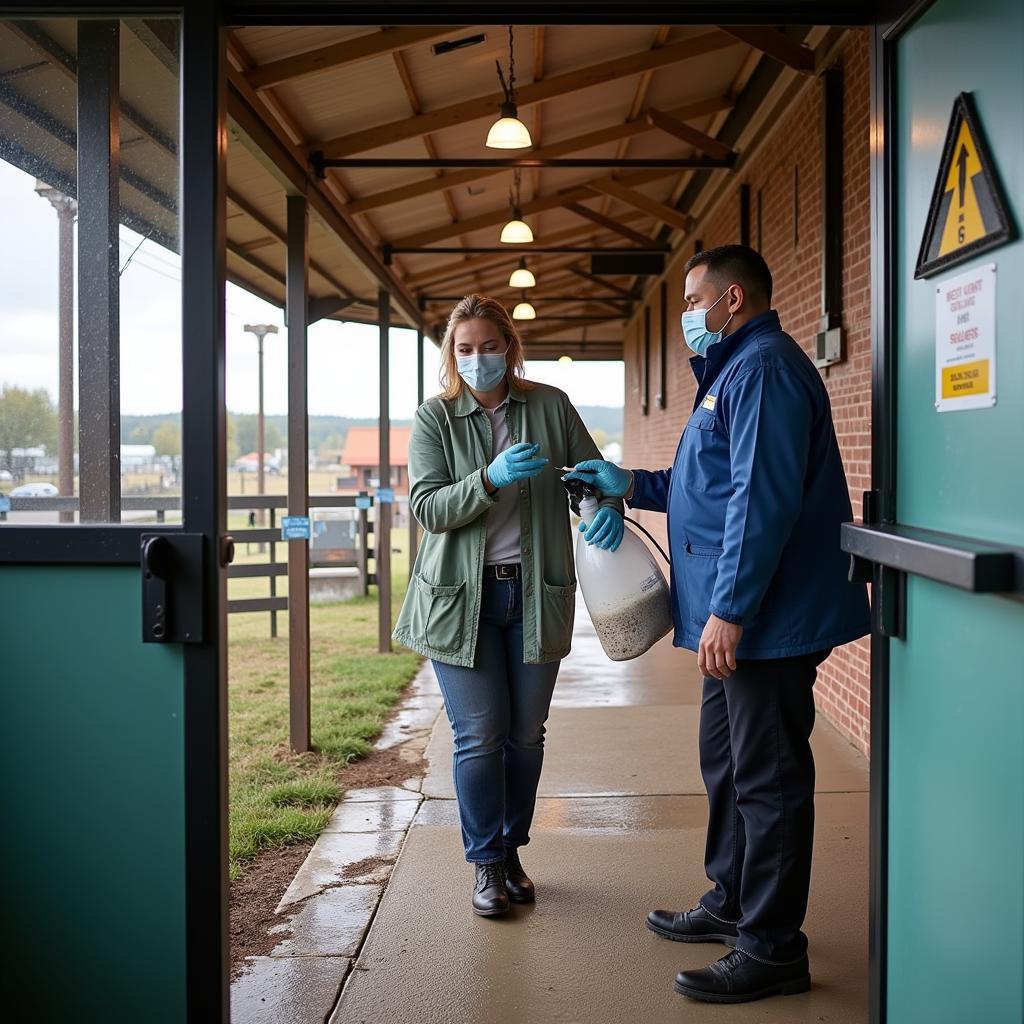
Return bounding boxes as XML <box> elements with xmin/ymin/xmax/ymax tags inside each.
<box><xmin>393</xmin><ymin>381</ymin><xmax>623</xmax><ymax>667</ymax></box>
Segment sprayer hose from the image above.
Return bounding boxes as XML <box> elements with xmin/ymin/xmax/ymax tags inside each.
<box><xmin>624</xmin><ymin>516</ymin><xmax>671</xmax><ymax>565</ymax></box>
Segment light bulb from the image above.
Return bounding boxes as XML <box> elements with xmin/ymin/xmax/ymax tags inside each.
<box><xmin>500</xmin><ymin>218</ymin><xmax>534</xmax><ymax>244</ymax></box>
<box><xmin>512</xmin><ymin>301</ymin><xmax>536</xmax><ymax>320</ymax></box>
<box><xmin>485</xmin><ymin>101</ymin><xmax>533</xmax><ymax>149</ymax></box>
<box><xmin>558</xmin><ymin>354</ymin><xmax>573</xmax><ymax>365</ymax></box>
<box><xmin>509</xmin><ymin>266</ymin><xmax>536</xmax><ymax>288</ymax></box>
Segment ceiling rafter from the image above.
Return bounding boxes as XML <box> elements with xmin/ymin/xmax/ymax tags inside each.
<box><xmin>246</xmin><ymin>26</ymin><xmax>466</xmax><ymax>91</ymax></box>
<box><xmin>389</xmin><ymin>168</ymin><xmax>674</xmax><ymax>249</ymax></box>
<box><xmin>645</xmin><ymin>108</ymin><xmax>736</xmax><ymax>160</ymax></box>
<box><xmin>403</xmin><ymin>208</ymin><xmax>654</xmax><ymax>289</ymax></box>
<box><xmin>227</xmin><ymin>30</ymin><xmax>420</xmax><ymax>284</ymax></box>
<box><xmin>600</xmin><ymin>25</ymin><xmax>671</xmax><ymax>219</ymax></box>
<box><xmin>343</xmin><ymin>95</ymin><xmax>731</xmax><ymax>215</ymax></box>
<box><xmin>586</xmin><ymin>179</ymin><xmax>695</xmax><ymax>232</ymax></box>
<box><xmin>722</xmin><ymin>27</ymin><xmax>815</xmax><ymax>74</ymax></box>
<box><xmin>564</xmin><ymin>201</ymin><xmax>657</xmax><ymax>246</ymax></box>
<box><xmin>316</xmin><ymin>30</ymin><xmax>739</xmax><ymax>159</ymax></box>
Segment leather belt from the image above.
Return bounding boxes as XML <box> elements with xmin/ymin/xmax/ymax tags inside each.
<box><xmin>484</xmin><ymin>563</ymin><xmax>520</xmax><ymax>580</ymax></box>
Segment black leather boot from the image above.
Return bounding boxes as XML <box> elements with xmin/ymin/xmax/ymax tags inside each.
<box><xmin>472</xmin><ymin>862</ymin><xmax>509</xmax><ymax>917</ymax></box>
<box><xmin>504</xmin><ymin>848</ymin><xmax>535</xmax><ymax>903</ymax></box>
<box><xmin>674</xmin><ymin>948</ymin><xmax>811</xmax><ymax>1003</ymax></box>
<box><xmin>646</xmin><ymin>904</ymin><xmax>738</xmax><ymax>946</ymax></box>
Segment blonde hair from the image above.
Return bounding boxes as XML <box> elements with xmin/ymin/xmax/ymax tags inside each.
<box><xmin>438</xmin><ymin>294</ymin><xmax>534</xmax><ymax>401</ymax></box>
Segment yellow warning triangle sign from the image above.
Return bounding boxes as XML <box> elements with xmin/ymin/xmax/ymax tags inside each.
<box><xmin>915</xmin><ymin>93</ymin><xmax>1013</xmax><ymax>279</ymax></box>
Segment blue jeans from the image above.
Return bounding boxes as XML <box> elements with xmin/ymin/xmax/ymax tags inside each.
<box><xmin>431</xmin><ymin>576</ymin><xmax>560</xmax><ymax>864</ymax></box>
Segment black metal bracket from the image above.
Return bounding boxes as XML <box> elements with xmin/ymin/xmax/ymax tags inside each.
<box><xmin>141</xmin><ymin>532</ymin><xmax>205</xmax><ymax>644</ymax></box>
<box><xmin>310</xmin><ymin>152</ymin><xmax>734</xmax><ymax>175</ymax></box>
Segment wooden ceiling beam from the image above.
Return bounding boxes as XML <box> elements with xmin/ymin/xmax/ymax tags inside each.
<box><xmin>344</xmin><ymin>95</ymin><xmax>731</xmax><ymax>215</ymax></box>
<box><xmin>645</xmin><ymin>108</ymin><xmax>736</xmax><ymax>160</ymax></box>
<box><xmin>402</xmin><ymin>208</ymin><xmax>653</xmax><ymax>287</ymax></box>
<box><xmin>586</xmin><ymin>179</ymin><xmax>695</xmax><ymax>233</ymax></box>
<box><xmin>722</xmin><ymin>27</ymin><xmax>815</xmax><ymax>74</ymax></box>
<box><xmin>247</xmin><ymin>26</ymin><xmax>465</xmax><ymax>90</ymax></box>
<box><xmin>563</xmin><ymin>202</ymin><xmax>657</xmax><ymax>247</ymax></box>
<box><xmin>317</xmin><ymin>30</ymin><xmax>739</xmax><ymax>159</ymax></box>
<box><xmin>391</xmin><ymin>170</ymin><xmax>671</xmax><ymax>249</ymax></box>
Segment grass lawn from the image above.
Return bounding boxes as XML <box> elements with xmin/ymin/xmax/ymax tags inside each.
<box><xmin>228</xmin><ymin>545</ymin><xmax>419</xmax><ymax>880</ymax></box>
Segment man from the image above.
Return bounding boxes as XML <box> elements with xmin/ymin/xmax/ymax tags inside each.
<box><xmin>565</xmin><ymin>244</ymin><xmax>870</xmax><ymax>1004</ymax></box>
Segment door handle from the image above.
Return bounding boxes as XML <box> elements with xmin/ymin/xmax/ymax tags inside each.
<box><xmin>140</xmin><ymin>532</ymin><xmax>205</xmax><ymax>644</ymax></box>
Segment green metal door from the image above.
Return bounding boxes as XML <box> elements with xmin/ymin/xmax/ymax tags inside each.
<box><xmin>0</xmin><ymin>7</ymin><xmax>227</xmax><ymax>1020</ymax></box>
<box><xmin>853</xmin><ymin>1</ymin><xmax>1024</xmax><ymax>1021</ymax></box>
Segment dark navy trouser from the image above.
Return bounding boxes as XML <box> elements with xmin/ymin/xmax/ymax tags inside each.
<box><xmin>697</xmin><ymin>650</ymin><xmax>830</xmax><ymax>964</ymax></box>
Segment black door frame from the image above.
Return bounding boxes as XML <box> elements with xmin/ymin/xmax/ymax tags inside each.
<box><xmin>2</xmin><ymin>3</ymin><xmax>906</xmax><ymax>1019</ymax></box>
<box><xmin>0</xmin><ymin>2</ymin><xmax>228</xmax><ymax>1017</ymax></box>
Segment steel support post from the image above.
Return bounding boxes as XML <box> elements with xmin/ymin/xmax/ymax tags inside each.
<box><xmin>286</xmin><ymin>194</ymin><xmax>311</xmax><ymax>752</ymax></box>
<box><xmin>76</xmin><ymin>20</ymin><xmax>120</xmax><ymax>523</ymax></box>
<box><xmin>377</xmin><ymin>287</ymin><xmax>392</xmax><ymax>653</ymax></box>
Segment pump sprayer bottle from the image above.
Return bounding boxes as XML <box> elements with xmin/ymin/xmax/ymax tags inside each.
<box><xmin>573</xmin><ymin>492</ymin><xmax>673</xmax><ymax>662</ymax></box>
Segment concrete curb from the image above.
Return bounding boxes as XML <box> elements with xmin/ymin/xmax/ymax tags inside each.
<box><xmin>231</xmin><ymin>660</ymin><xmax>443</xmax><ymax>1024</ymax></box>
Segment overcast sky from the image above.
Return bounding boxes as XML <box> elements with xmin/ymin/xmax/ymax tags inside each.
<box><xmin>0</xmin><ymin>160</ymin><xmax>624</xmax><ymax>419</ymax></box>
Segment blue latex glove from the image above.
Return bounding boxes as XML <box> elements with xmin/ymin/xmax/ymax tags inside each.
<box><xmin>578</xmin><ymin>506</ymin><xmax>625</xmax><ymax>552</ymax></box>
<box><xmin>487</xmin><ymin>442</ymin><xmax>549</xmax><ymax>489</ymax></box>
<box><xmin>562</xmin><ymin>459</ymin><xmax>632</xmax><ymax>498</ymax></box>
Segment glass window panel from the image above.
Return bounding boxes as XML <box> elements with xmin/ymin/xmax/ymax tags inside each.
<box><xmin>0</xmin><ymin>17</ymin><xmax>181</xmax><ymax>525</ymax></box>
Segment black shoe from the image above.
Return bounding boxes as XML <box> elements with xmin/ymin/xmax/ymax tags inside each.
<box><xmin>646</xmin><ymin>905</ymin><xmax>738</xmax><ymax>946</ymax></box>
<box><xmin>504</xmin><ymin>848</ymin><xmax>535</xmax><ymax>903</ymax></box>
<box><xmin>673</xmin><ymin>948</ymin><xmax>811</xmax><ymax>1004</ymax></box>
<box><xmin>472</xmin><ymin>862</ymin><xmax>509</xmax><ymax>917</ymax></box>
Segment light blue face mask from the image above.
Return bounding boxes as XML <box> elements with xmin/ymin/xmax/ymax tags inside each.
<box><xmin>681</xmin><ymin>289</ymin><xmax>734</xmax><ymax>357</ymax></box>
<box><xmin>456</xmin><ymin>352</ymin><xmax>508</xmax><ymax>392</ymax></box>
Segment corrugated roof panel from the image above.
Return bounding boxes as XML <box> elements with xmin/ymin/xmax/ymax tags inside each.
<box><xmin>272</xmin><ymin>53</ymin><xmax>411</xmax><ymax>142</ymax></box>
<box><xmin>233</xmin><ymin>25</ymin><xmax>380</xmax><ymax>67</ymax></box>
<box><xmin>399</xmin><ymin>27</ymin><xmax>522</xmax><ymax>112</ymax></box>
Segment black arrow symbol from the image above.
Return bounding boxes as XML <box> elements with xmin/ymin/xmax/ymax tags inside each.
<box><xmin>956</xmin><ymin>142</ymin><xmax>968</xmax><ymax>208</ymax></box>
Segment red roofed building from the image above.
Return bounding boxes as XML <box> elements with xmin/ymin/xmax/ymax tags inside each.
<box><xmin>340</xmin><ymin>426</ymin><xmax>411</xmax><ymax>495</ymax></box>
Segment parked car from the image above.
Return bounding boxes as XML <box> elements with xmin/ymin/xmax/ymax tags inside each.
<box><xmin>10</xmin><ymin>482</ymin><xmax>59</xmax><ymax>497</ymax></box>
<box><xmin>0</xmin><ymin>469</ymin><xmax>12</xmax><ymax>482</ymax></box>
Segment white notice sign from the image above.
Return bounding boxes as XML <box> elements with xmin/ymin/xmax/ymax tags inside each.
<box><xmin>934</xmin><ymin>263</ymin><xmax>996</xmax><ymax>412</ymax></box>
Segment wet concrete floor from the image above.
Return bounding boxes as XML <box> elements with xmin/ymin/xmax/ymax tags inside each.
<box><xmin>332</xmin><ymin>598</ymin><xmax>869</xmax><ymax>1024</ymax></box>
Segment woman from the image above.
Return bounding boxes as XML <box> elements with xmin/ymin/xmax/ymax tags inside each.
<box><xmin>393</xmin><ymin>294</ymin><xmax>624</xmax><ymax>917</ymax></box>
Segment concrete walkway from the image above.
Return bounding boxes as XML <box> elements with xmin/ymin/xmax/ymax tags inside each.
<box><xmin>331</xmin><ymin>598</ymin><xmax>869</xmax><ymax>1024</ymax></box>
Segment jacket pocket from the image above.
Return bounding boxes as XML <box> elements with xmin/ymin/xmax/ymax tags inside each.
<box><xmin>681</xmin><ymin>545</ymin><xmax>722</xmax><ymax>625</ymax></box>
<box><xmin>413</xmin><ymin>573</ymin><xmax>466</xmax><ymax>653</ymax></box>
<box><xmin>540</xmin><ymin>578</ymin><xmax>577</xmax><ymax>654</ymax></box>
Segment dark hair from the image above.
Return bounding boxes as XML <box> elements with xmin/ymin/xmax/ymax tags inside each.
<box><xmin>685</xmin><ymin>244</ymin><xmax>773</xmax><ymax>305</ymax></box>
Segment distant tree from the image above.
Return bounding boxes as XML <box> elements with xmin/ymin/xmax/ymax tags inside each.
<box><xmin>226</xmin><ymin>415</ymin><xmax>239</xmax><ymax>462</ymax></box>
<box><xmin>589</xmin><ymin>426</ymin><xmax>608</xmax><ymax>451</ymax></box>
<box><xmin>0</xmin><ymin>385</ymin><xmax>57</xmax><ymax>471</ymax></box>
<box><xmin>130</xmin><ymin>424</ymin><xmax>151</xmax><ymax>444</ymax></box>
<box><xmin>318</xmin><ymin>432</ymin><xmax>346</xmax><ymax>462</ymax></box>
<box><xmin>264</xmin><ymin>422</ymin><xmax>284</xmax><ymax>452</ymax></box>
<box><xmin>152</xmin><ymin>421</ymin><xmax>181</xmax><ymax>456</ymax></box>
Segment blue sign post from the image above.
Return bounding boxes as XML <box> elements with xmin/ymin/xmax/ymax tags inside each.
<box><xmin>281</xmin><ymin>515</ymin><xmax>311</xmax><ymax>541</ymax></box>
<box><xmin>355</xmin><ymin>495</ymin><xmax>372</xmax><ymax>510</ymax></box>
<box><xmin>376</xmin><ymin>487</ymin><xmax>395</xmax><ymax>504</ymax></box>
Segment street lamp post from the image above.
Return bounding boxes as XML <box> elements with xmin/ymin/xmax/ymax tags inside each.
<box><xmin>35</xmin><ymin>181</ymin><xmax>78</xmax><ymax>523</ymax></box>
<box><xmin>243</xmin><ymin>323</ymin><xmax>278</xmax><ymax>534</ymax></box>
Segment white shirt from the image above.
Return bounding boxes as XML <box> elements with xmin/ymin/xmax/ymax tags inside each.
<box><xmin>483</xmin><ymin>399</ymin><xmax>522</xmax><ymax>566</ymax></box>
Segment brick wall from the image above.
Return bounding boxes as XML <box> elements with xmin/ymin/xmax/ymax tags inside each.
<box><xmin>622</xmin><ymin>30</ymin><xmax>872</xmax><ymax>756</ymax></box>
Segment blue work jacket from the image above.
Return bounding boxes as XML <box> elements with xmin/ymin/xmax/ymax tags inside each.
<box><xmin>629</xmin><ymin>310</ymin><xmax>870</xmax><ymax>659</ymax></box>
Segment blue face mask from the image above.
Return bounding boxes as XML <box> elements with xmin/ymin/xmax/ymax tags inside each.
<box><xmin>456</xmin><ymin>352</ymin><xmax>508</xmax><ymax>392</ymax></box>
<box><xmin>681</xmin><ymin>289</ymin><xmax>734</xmax><ymax>357</ymax></box>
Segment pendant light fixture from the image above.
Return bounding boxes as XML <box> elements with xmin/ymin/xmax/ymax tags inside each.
<box><xmin>508</xmin><ymin>257</ymin><xmax>536</xmax><ymax>288</ymax></box>
<box><xmin>500</xmin><ymin>168</ymin><xmax>533</xmax><ymax>244</ymax></box>
<box><xmin>485</xmin><ymin>26</ymin><xmax>532</xmax><ymax>150</ymax></box>
<box><xmin>512</xmin><ymin>290</ymin><xmax>536</xmax><ymax>320</ymax></box>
